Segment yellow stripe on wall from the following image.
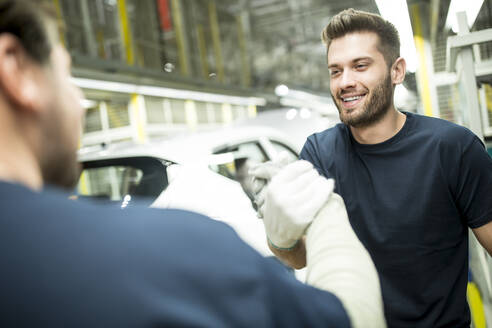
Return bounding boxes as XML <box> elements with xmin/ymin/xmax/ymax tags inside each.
<box><xmin>247</xmin><ymin>104</ymin><xmax>257</xmax><ymax>118</ymax></box>
<box><xmin>78</xmin><ymin>171</ymin><xmax>89</xmax><ymax>195</ymax></box>
<box><xmin>222</xmin><ymin>103</ymin><xmax>232</xmax><ymax>124</ymax></box>
<box><xmin>130</xmin><ymin>94</ymin><xmax>147</xmax><ymax>143</ymax></box>
<box><xmin>467</xmin><ymin>282</ymin><xmax>486</xmax><ymax>328</ymax></box>
<box><xmin>118</xmin><ymin>0</ymin><xmax>134</xmax><ymax>65</ymax></box>
<box><xmin>185</xmin><ymin>100</ymin><xmax>198</xmax><ymax>131</ymax></box>
<box><xmin>410</xmin><ymin>4</ymin><xmax>434</xmax><ymax>117</ymax></box>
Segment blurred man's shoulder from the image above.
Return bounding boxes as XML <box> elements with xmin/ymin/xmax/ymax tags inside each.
<box><xmin>0</xmin><ymin>180</ymin><xmax>236</xmax><ymax>239</ymax></box>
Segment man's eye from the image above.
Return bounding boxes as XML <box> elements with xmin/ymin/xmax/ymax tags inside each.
<box><xmin>355</xmin><ymin>64</ymin><xmax>367</xmax><ymax>70</ymax></box>
<box><xmin>330</xmin><ymin>70</ymin><xmax>340</xmax><ymax>77</ymax></box>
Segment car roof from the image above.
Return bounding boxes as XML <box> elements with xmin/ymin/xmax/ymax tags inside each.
<box><xmin>78</xmin><ymin>125</ymin><xmax>296</xmax><ymax>164</ymax></box>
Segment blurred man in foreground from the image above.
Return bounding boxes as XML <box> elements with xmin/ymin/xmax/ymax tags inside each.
<box><xmin>0</xmin><ymin>1</ymin><xmax>385</xmax><ymax>327</ymax></box>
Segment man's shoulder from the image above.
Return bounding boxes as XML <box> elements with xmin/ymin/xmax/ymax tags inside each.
<box><xmin>0</xmin><ymin>182</ymin><xmax>351</xmax><ymax>327</ymax></box>
<box><xmin>304</xmin><ymin>123</ymin><xmax>348</xmax><ymax>149</ymax></box>
<box><xmin>300</xmin><ymin>124</ymin><xmax>349</xmax><ymax>170</ymax></box>
<box><xmin>0</xmin><ymin>180</ymin><xmax>261</xmax><ymax>281</ymax></box>
<box><xmin>410</xmin><ymin>112</ymin><xmax>475</xmax><ymax>139</ymax></box>
<box><xmin>310</xmin><ymin>123</ymin><xmax>347</xmax><ymax>140</ymax></box>
<box><xmin>0</xmin><ymin>181</ymin><xmax>236</xmax><ymax>240</ymax></box>
<box><xmin>408</xmin><ymin>112</ymin><xmax>478</xmax><ymax>148</ymax></box>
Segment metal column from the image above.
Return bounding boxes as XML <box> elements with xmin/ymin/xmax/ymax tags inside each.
<box><xmin>236</xmin><ymin>11</ymin><xmax>251</xmax><ymax>87</ymax></box>
<box><xmin>170</xmin><ymin>0</ymin><xmax>191</xmax><ymax>76</ymax></box>
<box><xmin>117</xmin><ymin>0</ymin><xmax>134</xmax><ymax>65</ymax></box>
<box><xmin>196</xmin><ymin>24</ymin><xmax>210</xmax><ymax>79</ymax></box>
<box><xmin>80</xmin><ymin>0</ymin><xmax>98</xmax><ymax>57</ymax></box>
<box><xmin>208</xmin><ymin>0</ymin><xmax>225</xmax><ymax>83</ymax></box>
<box><xmin>456</xmin><ymin>12</ymin><xmax>484</xmax><ymax>140</ymax></box>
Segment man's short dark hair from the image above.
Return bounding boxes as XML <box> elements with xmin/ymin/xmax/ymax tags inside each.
<box><xmin>0</xmin><ymin>0</ymin><xmax>60</xmax><ymax>64</ymax></box>
<box><xmin>321</xmin><ymin>8</ymin><xmax>400</xmax><ymax>67</ymax></box>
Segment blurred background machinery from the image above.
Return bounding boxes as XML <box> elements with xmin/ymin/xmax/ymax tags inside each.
<box><xmin>50</xmin><ymin>0</ymin><xmax>492</xmax><ymax>147</ymax></box>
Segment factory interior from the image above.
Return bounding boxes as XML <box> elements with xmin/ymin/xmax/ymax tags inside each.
<box><xmin>4</xmin><ymin>0</ymin><xmax>492</xmax><ymax>326</ymax></box>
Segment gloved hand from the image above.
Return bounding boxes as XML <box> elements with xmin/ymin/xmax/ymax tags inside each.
<box><xmin>248</xmin><ymin>152</ymin><xmax>291</xmax><ymax>216</ymax></box>
<box><xmin>261</xmin><ymin>160</ymin><xmax>334</xmax><ymax>249</ymax></box>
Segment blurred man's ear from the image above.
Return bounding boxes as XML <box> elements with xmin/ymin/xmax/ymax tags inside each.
<box><xmin>391</xmin><ymin>57</ymin><xmax>406</xmax><ymax>85</ymax></box>
<box><xmin>0</xmin><ymin>33</ymin><xmax>45</xmax><ymax>113</ymax></box>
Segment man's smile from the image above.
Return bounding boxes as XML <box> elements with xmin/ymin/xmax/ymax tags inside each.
<box><xmin>339</xmin><ymin>93</ymin><xmax>367</xmax><ymax>109</ymax></box>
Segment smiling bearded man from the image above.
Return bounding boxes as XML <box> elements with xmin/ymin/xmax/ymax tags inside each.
<box><xmin>252</xmin><ymin>8</ymin><xmax>492</xmax><ymax>328</ymax></box>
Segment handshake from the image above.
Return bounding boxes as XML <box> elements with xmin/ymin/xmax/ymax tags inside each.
<box><xmin>249</xmin><ymin>154</ymin><xmax>335</xmax><ymax>250</ymax></box>
<box><xmin>250</xmin><ymin>154</ymin><xmax>386</xmax><ymax>328</ymax></box>
<box><xmin>250</xmin><ymin>155</ymin><xmax>387</xmax><ymax>328</ymax></box>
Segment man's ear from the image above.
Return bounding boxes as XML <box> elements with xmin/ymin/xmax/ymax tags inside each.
<box><xmin>0</xmin><ymin>33</ymin><xmax>45</xmax><ymax>113</ymax></box>
<box><xmin>391</xmin><ymin>57</ymin><xmax>406</xmax><ymax>85</ymax></box>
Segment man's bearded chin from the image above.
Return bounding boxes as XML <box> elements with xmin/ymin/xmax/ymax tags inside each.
<box><xmin>40</xmin><ymin>151</ymin><xmax>81</xmax><ymax>190</ymax></box>
<box><xmin>331</xmin><ymin>73</ymin><xmax>393</xmax><ymax>129</ymax></box>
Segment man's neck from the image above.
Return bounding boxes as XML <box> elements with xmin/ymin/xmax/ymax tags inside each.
<box><xmin>349</xmin><ymin>109</ymin><xmax>406</xmax><ymax>145</ymax></box>
<box><xmin>0</xmin><ymin>151</ymin><xmax>43</xmax><ymax>191</ymax></box>
<box><xmin>0</xmin><ymin>123</ymin><xmax>43</xmax><ymax>190</ymax></box>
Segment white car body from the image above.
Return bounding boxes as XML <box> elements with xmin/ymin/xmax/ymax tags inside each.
<box><xmin>77</xmin><ymin>125</ymin><xmax>300</xmax><ymax>257</ymax></box>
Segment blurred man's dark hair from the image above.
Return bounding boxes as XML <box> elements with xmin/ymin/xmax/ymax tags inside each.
<box><xmin>0</xmin><ymin>0</ymin><xmax>61</xmax><ymax>65</ymax></box>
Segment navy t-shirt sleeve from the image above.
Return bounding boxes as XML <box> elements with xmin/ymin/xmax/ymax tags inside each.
<box><xmin>453</xmin><ymin>137</ymin><xmax>492</xmax><ymax>228</ymax></box>
<box><xmin>300</xmin><ymin>135</ymin><xmax>333</xmax><ymax>179</ymax></box>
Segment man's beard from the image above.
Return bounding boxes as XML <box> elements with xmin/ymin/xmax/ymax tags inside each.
<box><xmin>39</xmin><ymin>108</ymin><xmax>81</xmax><ymax>190</ymax></box>
<box><xmin>333</xmin><ymin>73</ymin><xmax>393</xmax><ymax>128</ymax></box>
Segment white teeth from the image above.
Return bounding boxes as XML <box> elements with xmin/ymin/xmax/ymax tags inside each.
<box><xmin>342</xmin><ymin>96</ymin><xmax>363</xmax><ymax>102</ymax></box>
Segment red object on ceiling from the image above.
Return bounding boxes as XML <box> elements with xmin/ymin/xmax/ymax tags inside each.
<box><xmin>157</xmin><ymin>0</ymin><xmax>172</xmax><ymax>31</ymax></box>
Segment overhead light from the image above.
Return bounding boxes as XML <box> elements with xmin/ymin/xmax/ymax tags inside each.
<box><xmin>445</xmin><ymin>0</ymin><xmax>484</xmax><ymax>33</ymax></box>
<box><xmin>375</xmin><ymin>0</ymin><xmax>418</xmax><ymax>72</ymax></box>
<box><xmin>299</xmin><ymin>107</ymin><xmax>312</xmax><ymax>119</ymax></box>
<box><xmin>71</xmin><ymin>77</ymin><xmax>267</xmax><ymax>106</ymax></box>
<box><xmin>285</xmin><ymin>108</ymin><xmax>297</xmax><ymax>120</ymax></box>
<box><xmin>163</xmin><ymin>62</ymin><xmax>175</xmax><ymax>73</ymax></box>
<box><xmin>275</xmin><ymin>84</ymin><xmax>289</xmax><ymax>97</ymax></box>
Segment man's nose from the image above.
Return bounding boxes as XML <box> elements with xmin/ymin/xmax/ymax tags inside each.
<box><xmin>340</xmin><ymin>70</ymin><xmax>356</xmax><ymax>89</ymax></box>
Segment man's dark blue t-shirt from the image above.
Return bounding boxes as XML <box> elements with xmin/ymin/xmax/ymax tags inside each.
<box><xmin>0</xmin><ymin>181</ymin><xmax>350</xmax><ymax>327</ymax></box>
<box><xmin>300</xmin><ymin>112</ymin><xmax>492</xmax><ymax>328</ymax></box>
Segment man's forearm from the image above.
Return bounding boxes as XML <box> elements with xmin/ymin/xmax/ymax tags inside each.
<box><xmin>473</xmin><ymin>221</ymin><xmax>492</xmax><ymax>256</ymax></box>
<box><xmin>305</xmin><ymin>193</ymin><xmax>386</xmax><ymax>328</ymax></box>
<box><xmin>268</xmin><ymin>237</ymin><xmax>306</xmax><ymax>269</ymax></box>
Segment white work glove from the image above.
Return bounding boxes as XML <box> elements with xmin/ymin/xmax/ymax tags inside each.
<box><xmin>262</xmin><ymin>160</ymin><xmax>334</xmax><ymax>249</ymax></box>
<box><xmin>248</xmin><ymin>152</ymin><xmax>291</xmax><ymax>217</ymax></box>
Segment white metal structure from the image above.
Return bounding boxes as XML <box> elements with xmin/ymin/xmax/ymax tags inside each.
<box><xmin>446</xmin><ymin>13</ymin><xmax>492</xmax><ymax>326</ymax></box>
